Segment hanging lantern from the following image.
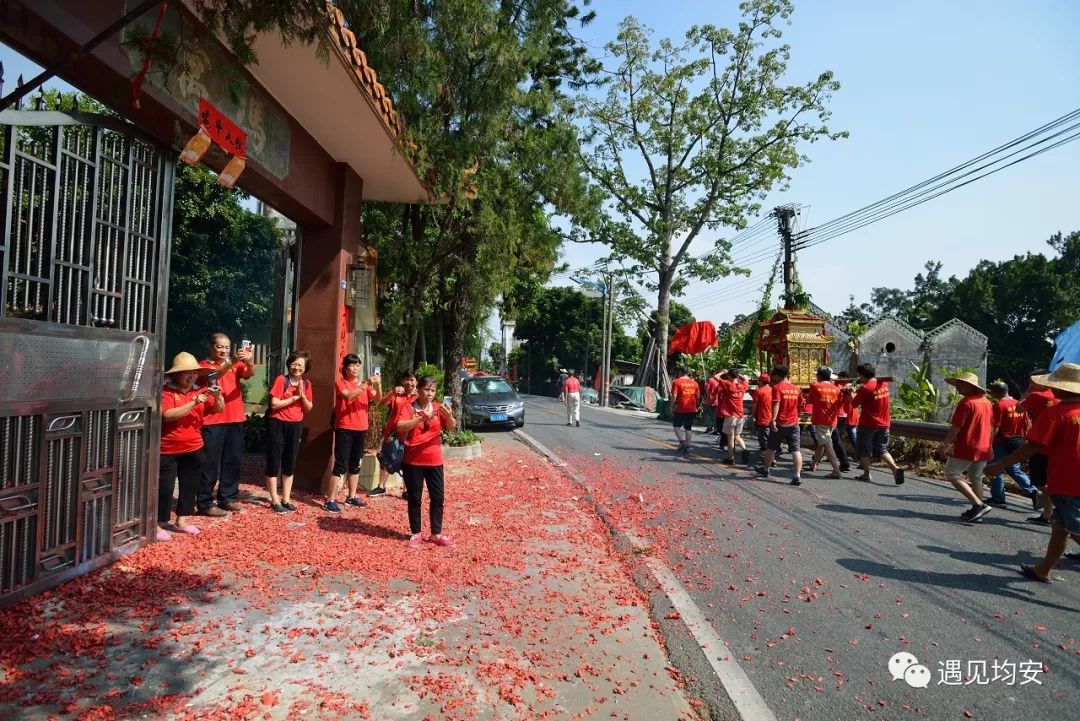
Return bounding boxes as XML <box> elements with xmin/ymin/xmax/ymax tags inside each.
<box><xmin>179</xmin><ymin>127</ymin><xmax>211</xmax><ymax>165</ymax></box>
<box><xmin>217</xmin><ymin>155</ymin><xmax>246</xmax><ymax>188</ymax></box>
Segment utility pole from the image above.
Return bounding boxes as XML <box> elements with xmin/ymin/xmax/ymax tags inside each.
<box><xmin>774</xmin><ymin>205</ymin><xmax>797</xmax><ymax>308</ymax></box>
<box><xmin>601</xmin><ymin>271</ymin><xmax>615</xmax><ymax>407</ymax></box>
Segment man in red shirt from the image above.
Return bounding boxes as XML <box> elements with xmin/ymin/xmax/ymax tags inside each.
<box><xmin>808</xmin><ymin>367</ymin><xmax>844</xmax><ymax>478</ymax></box>
<box><xmin>670</xmin><ymin>366</ymin><xmax>701</xmax><ymax>453</ymax></box>
<box><xmin>755</xmin><ymin>365</ymin><xmax>804</xmax><ymax>485</ymax></box>
<box><xmin>986</xmin><ymin>380</ymin><xmax>1038</xmax><ymax>509</ymax></box>
<box><xmin>1019</xmin><ymin>370</ymin><xmax>1059</xmax><ymax>525</ymax></box>
<box><xmin>941</xmin><ymin>373</ymin><xmax>995</xmax><ymax>523</ymax></box>
<box><xmin>849</xmin><ymin>363</ymin><xmax>904</xmax><ymax>484</ymax></box>
<box><xmin>704</xmin><ymin>370</ymin><xmax>723</xmax><ymax>434</ymax></box>
<box><xmin>198</xmin><ymin>333</ymin><xmax>255</xmax><ymax>516</ymax></box>
<box><xmin>750</xmin><ymin>373</ymin><xmax>773</xmax><ymax>466</ymax></box>
<box><xmin>719</xmin><ymin>369</ymin><xmax>750</xmax><ymax>465</ymax></box>
<box><xmin>986</xmin><ymin>363</ymin><xmax>1080</xmax><ymax>583</ymax></box>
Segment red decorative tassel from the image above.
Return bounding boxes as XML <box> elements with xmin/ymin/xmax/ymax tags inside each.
<box><xmin>131</xmin><ymin>2</ymin><xmax>169</xmax><ymax>110</ymax></box>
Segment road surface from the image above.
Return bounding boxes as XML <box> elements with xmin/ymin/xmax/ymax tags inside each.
<box><xmin>509</xmin><ymin>395</ymin><xmax>1078</xmax><ymax>721</ymax></box>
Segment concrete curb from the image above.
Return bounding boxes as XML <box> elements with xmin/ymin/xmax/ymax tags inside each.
<box><xmin>512</xmin><ymin>429</ymin><xmax>777</xmax><ymax>721</ymax></box>
<box><xmin>441</xmin><ymin>442</ymin><xmax>482</xmax><ymax>460</ymax></box>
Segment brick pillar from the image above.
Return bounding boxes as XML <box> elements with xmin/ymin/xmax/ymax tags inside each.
<box><xmin>293</xmin><ymin>163</ymin><xmax>362</xmax><ymax>492</ymax></box>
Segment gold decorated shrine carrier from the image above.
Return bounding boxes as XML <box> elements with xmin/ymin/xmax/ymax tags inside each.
<box><xmin>756</xmin><ymin>308</ymin><xmax>834</xmax><ymax>387</ymax></box>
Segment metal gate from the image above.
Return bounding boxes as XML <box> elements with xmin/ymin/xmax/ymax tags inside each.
<box><xmin>0</xmin><ymin>101</ymin><xmax>172</xmax><ymax>606</ymax></box>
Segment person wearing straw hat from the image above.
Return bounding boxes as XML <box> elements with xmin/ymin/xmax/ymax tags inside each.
<box><xmin>986</xmin><ymin>363</ymin><xmax>1080</xmax><ymax>582</ymax></box>
<box><xmin>159</xmin><ymin>352</ymin><xmax>223</xmax><ymax>541</ymax></box>
<box><xmin>1018</xmin><ymin>371</ymin><xmax>1059</xmax><ymax>525</ymax></box>
<box><xmin>941</xmin><ymin>372</ymin><xmax>995</xmax><ymax>523</ymax></box>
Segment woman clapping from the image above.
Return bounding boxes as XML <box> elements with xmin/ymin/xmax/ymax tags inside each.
<box><xmin>325</xmin><ymin>354</ymin><xmax>382</xmax><ymax>513</ymax></box>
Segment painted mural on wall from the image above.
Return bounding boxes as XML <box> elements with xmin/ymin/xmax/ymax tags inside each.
<box><xmin>121</xmin><ymin>2</ymin><xmax>290</xmax><ymax>179</ymax></box>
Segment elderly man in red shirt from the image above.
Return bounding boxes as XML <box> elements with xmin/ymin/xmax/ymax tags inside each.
<box><xmin>198</xmin><ymin>333</ymin><xmax>255</xmax><ymax>516</ymax></box>
<box><xmin>848</xmin><ymin>362</ymin><xmax>904</xmax><ymax>485</ymax></box>
<box><xmin>750</xmin><ymin>373</ymin><xmax>773</xmax><ymax>466</ymax></box>
<box><xmin>941</xmin><ymin>372</ymin><xmax>995</xmax><ymax>523</ymax></box>
<box><xmin>987</xmin><ymin>363</ymin><xmax>1080</xmax><ymax>582</ymax></box>
<box><xmin>670</xmin><ymin>366</ymin><xmax>701</xmax><ymax>453</ymax></box>
<box><xmin>719</xmin><ymin>369</ymin><xmax>750</xmax><ymax>465</ymax></box>
<box><xmin>755</xmin><ymin>364</ymin><xmax>804</xmax><ymax>486</ymax></box>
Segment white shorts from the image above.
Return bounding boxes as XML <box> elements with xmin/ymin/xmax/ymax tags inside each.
<box><xmin>722</xmin><ymin>416</ymin><xmax>745</xmax><ymax>435</ymax></box>
<box><xmin>944</xmin><ymin>457</ymin><xmax>987</xmax><ymax>484</ymax></box>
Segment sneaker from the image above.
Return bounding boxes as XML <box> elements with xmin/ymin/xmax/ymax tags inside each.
<box><xmin>155</xmin><ymin>527</ymin><xmax>172</xmax><ymax>542</ymax></box>
<box><xmin>367</xmin><ymin>487</ymin><xmax>387</xmax><ymax>497</ymax></box>
<box><xmin>1026</xmin><ymin>515</ymin><xmax>1051</xmax><ymax>526</ymax></box>
<box><xmin>345</xmin><ymin>496</ymin><xmax>368</xmax><ymax>509</ymax></box>
<box><xmin>893</xmin><ymin>469</ymin><xmax>905</xmax><ymax>485</ymax></box>
<box><xmin>576</xmin><ymin>420</ymin><xmax>581</xmax><ymax>427</ymax></box>
<box><xmin>271</xmin><ymin>502</ymin><xmax>288</xmax><ymax>514</ymax></box>
<box><xmin>723</xmin><ymin>456</ymin><xmax>735</xmax><ymax>465</ymax></box>
<box><xmin>323</xmin><ymin>500</ymin><xmax>343</xmax><ymax>514</ymax></box>
<box><xmin>741</xmin><ymin>450</ymin><xmax>751</xmax><ymax>466</ymax></box>
<box><xmin>755</xmin><ymin>465</ymin><xmax>770</xmax><ymax>478</ymax></box>
<box><xmin>198</xmin><ymin>506</ymin><xmax>228</xmax><ymax>518</ymax></box>
<box><xmin>428</xmin><ymin>534</ymin><xmax>455</xmax><ymax>547</ymax></box>
<box><xmin>985</xmin><ymin>499</ymin><xmax>1008</xmax><ymax>509</ymax></box>
<box><xmin>406</xmin><ymin>534</ymin><xmax>424</xmax><ymax>548</ymax></box>
<box><xmin>281</xmin><ymin>501</ymin><xmax>297</xmax><ymax>512</ymax></box>
<box><xmin>960</xmin><ymin>505</ymin><xmax>991</xmax><ymax>523</ymax></box>
<box><xmin>790</xmin><ymin>476</ymin><xmax>802</xmax><ymax>486</ymax></box>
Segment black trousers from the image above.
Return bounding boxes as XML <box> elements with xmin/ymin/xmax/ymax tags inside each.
<box><xmin>199</xmin><ymin>422</ymin><xmax>244</xmax><ymax>510</ymax></box>
<box><xmin>266</xmin><ymin>419</ymin><xmax>302</xmax><ymax>477</ymax></box>
<box><xmin>829</xmin><ymin>427</ymin><xmax>849</xmax><ymax>469</ymax></box>
<box><xmin>332</xmin><ymin>428</ymin><xmax>367</xmax><ymax>476</ymax></box>
<box><xmin>159</xmin><ymin>449</ymin><xmax>205</xmax><ymax>522</ymax></box>
<box><xmin>402</xmin><ymin>463</ymin><xmax>445</xmax><ymax>535</ymax></box>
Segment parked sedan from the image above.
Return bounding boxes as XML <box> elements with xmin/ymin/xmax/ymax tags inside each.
<box><xmin>462</xmin><ymin>376</ymin><xmax>525</xmax><ymax>428</ymax></box>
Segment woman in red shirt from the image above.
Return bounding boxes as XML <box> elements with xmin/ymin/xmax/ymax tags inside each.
<box><xmin>375</xmin><ymin>370</ymin><xmax>418</xmax><ymax>496</ymax></box>
<box><xmin>266</xmin><ymin>351</ymin><xmax>314</xmax><ymax>514</ymax></box>
<box><xmin>160</xmin><ymin>352</ymin><xmax>223</xmax><ymax>540</ymax></box>
<box><xmin>395</xmin><ymin>376</ymin><xmax>456</xmax><ymax>547</ymax></box>
<box><xmin>324</xmin><ymin>354</ymin><xmax>382</xmax><ymax>513</ymax></box>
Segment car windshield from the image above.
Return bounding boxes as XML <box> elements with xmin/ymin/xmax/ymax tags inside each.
<box><xmin>466</xmin><ymin>379</ymin><xmax>514</xmax><ymax>395</ymax></box>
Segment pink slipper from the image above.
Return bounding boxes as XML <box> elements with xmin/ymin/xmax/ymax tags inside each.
<box><xmin>173</xmin><ymin>524</ymin><xmax>201</xmax><ymax>535</ymax></box>
<box><xmin>428</xmin><ymin>534</ymin><xmax>454</xmax><ymax>547</ymax></box>
<box><xmin>155</xmin><ymin>527</ymin><xmax>172</xmax><ymax>542</ymax></box>
<box><xmin>406</xmin><ymin>534</ymin><xmax>424</xmax><ymax>548</ymax></box>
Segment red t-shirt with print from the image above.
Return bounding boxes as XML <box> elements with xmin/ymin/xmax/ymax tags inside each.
<box><xmin>671</xmin><ymin>377</ymin><xmax>701</xmax><ymax>414</ymax></box>
<box><xmin>268</xmin><ymin>375</ymin><xmax>312</xmax><ymax>422</ymax></box>
<box><xmin>1026</xmin><ymin>399</ymin><xmax>1080</xmax><ymax>496</ymax></box>
<box><xmin>161</xmin><ymin>385</ymin><xmax>217</xmax><ymax>455</ymax></box>
<box><xmin>809</xmin><ymin>382</ymin><xmax>842</xmax><ymax>427</ymax></box>
<box><xmin>1019</xmin><ymin>388</ymin><xmax>1058</xmax><ymax>423</ymax></box>
<box><xmin>992</xmin><ymin>397</ymin><xmax>1028</xmax><ymax>440</ymax></box>
<box><xmin>772</xmin><ymin>381</ymin><xmax>802</xmax><ymax>426</ymax></box>
<box><xmin>399</xmin><ymin>401</ymin><xmax>447</xmax><ymax>466</ymax></box>
<box><xmin>200</xmin><ymin>359</ymin><xmax>253</xmax><ymax>425</ymax></box>
<box><xmin>950</xmin><ymin>395</ymin><xmax>994</xmax><ymax>462</ymax></box>
<box><xmin>752</xmin><ymin>385</ymin><xmax>773</xmax><ymax>427</ymax></box>
<box><xmin>720</xmin><ymin>378</ymin><xmax>748</xmax><ymax>418</ymax></box>
<box><xmin>335</xmin><ymin>379</ymin><xmax>377</xmax><ymax>431</ymax></box>
<box><xmin>853</xmin><ymin>379</ymin><xmax>891</xmax><ymax>428</ymax></box>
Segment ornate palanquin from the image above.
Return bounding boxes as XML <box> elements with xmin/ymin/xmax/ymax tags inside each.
<box><xmin>757</xmin><ymin>309</ymin><xmax>833</xmax><ymax>387</ymax></box>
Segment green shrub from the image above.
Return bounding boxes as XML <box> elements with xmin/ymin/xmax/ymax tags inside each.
<box><xmin>415</xmin><ymin>362</ymin><xmax>445</xmax><ymax>397</ymax></box>
<box><xmin>441</xmin><ymin>429</ymin><xmax>481</xmax><ymax>446</ymax></box>
<box><xmin>243</xmin><ymin>411</ymin><xmax>268</xmax><ymax>453</ymax></box>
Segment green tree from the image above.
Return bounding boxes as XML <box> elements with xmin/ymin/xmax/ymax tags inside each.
<box><xmin>576</xmin><ymin>1</ymin><xmax>844</xmax><ymax>392</ymax></box>
<box><xmin>166</xmin><ymin>162</ymin><xmax>282</xmax><ymax>358</ymax></box>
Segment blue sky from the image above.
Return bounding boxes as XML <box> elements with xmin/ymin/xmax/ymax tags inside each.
<box><xmin>558</xmin><ymin>0</ymin><xmax>1080</xmax><ymax>323</ymax></box>
<box><xmin>4</xmin><ymin>1</ymin><xmax>1078</xmax><ymax>337</ymax></box>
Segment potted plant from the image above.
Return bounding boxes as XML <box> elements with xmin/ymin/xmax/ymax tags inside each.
<box><xmin>441</xmin><ymin>428</ymin><xmax>483</xmax><ymax>459</ymax></box>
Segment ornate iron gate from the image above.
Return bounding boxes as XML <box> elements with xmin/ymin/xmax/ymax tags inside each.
<box><xmin>0</xmin><ymin>102</ymin><xmax>172</xmax><ymax>606</ymax></box>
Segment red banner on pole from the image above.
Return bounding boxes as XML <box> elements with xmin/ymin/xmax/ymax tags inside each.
<box><xmin>198</xmin><ymin>97</ymin><xmax>247</xmax><ymax>159</ymax></box>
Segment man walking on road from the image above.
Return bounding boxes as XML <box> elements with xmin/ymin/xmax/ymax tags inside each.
<box><xmin>563</xmin><ymin>370</ymin><xmax>582</xmax><ymax>427</ymax></box>
<box><xmin>720</xmin><ymin>369</ymin><xmax>750</xmax><ymax>465</ymax></box>
<box><xmin>704</xmin><ymin>369</ymin><xmax>722</xmax><ymax>434</ymax></box>
<box><xmin>987</xmin><ymin>363</ymin><xmax>1080</xmax><ymax>583</ymax></box>
<box><xmin>756</xmin><ymin>365</ymin><xmax>804</xmax><ymax>486</ymax></box>
<box><xmin>1019</xmin><ymin>371</ymin><xmax>1058</xmax><ymax>525</ymax></box>
<box><xmin>987</xmin><ymin>380</ymin><xmax>1039</xmax><ymax>509</ymax></box>
<box><xmin>671</xmin><ymin>366</ymin><xmax>700</xmax><ymax>453</ymax></box>
<box><xmin>848</xmin><ymin>363</ymin><xmax>905</xmax><ymax>485</ymax></box>
<box><xmin>750</xmin><ymin>373</ymin><xmax>773</xmax><ymax>465</ymax></box>
<box><xmin>808</xmin><ymin>367</ymin><xmax>844</xmax><ymax>478</ymax></box>
<box><xmin>941</xmin><ymin>373</ymin><xmax>995</xmax><ymax>523</ymax></box>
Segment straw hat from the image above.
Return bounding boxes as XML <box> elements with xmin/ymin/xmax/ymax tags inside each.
<box><xmin>944</xmin><ymin>372</ymin><xmax>986</xmax><ymax>394</ymax></box>
<box><xmin>165</xmin><ymin>352</ymin><xmax>209</xmax><ymax>375</ymax></box>
<box><xmin>1031</xmin><ymin>363</ymin><xmax>1080</xmax><ymax>394</ymax></box>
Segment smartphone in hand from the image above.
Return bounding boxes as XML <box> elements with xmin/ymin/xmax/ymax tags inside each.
<box><xmin>206</xmin><ymin>371</ymin><xmax>220</xmax><ymax>392</ymax></box>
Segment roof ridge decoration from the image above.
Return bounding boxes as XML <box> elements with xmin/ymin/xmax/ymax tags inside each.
<box><xmin>327</xmin><ymin>5</ymin><xmax>402</xmax><ymax>139</ymax></box>
<box><xmin>925</xmin><ymin>317</ymin><xmax>989</xmax><ymax>343</ymax></box>
<box><xmin>864</xmin><ymin>315</ymin><xmax>925</xmax><ymax>339</ymax></box>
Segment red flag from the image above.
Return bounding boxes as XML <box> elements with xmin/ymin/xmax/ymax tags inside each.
<box><xmin>668</xmin><ymin>321</ymin><xmax>717</xmax><ymax>355</ymax></box>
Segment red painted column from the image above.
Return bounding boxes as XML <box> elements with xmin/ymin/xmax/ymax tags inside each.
<box><xmin>293</xmin><ymin>163</ymin><xmax>362</xmax><ymax>491</ymax></box>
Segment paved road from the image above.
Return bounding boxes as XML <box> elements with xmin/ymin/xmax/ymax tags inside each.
<box><xmin>511</xmin><ymin>395</ymin><xmax>1078</xmax><ymax>721</ymax></box>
